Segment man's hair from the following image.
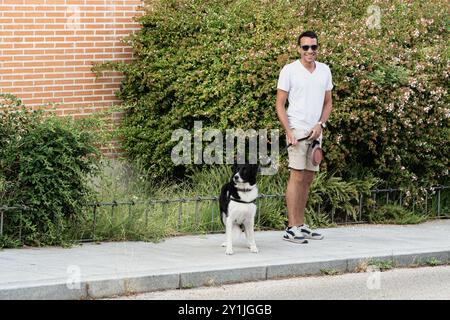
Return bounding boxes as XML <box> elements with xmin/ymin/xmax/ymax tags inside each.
<box><xmin>297</xmin><ymin>31</ymin><xmax>318</xmax><ymax>45</ymax></box>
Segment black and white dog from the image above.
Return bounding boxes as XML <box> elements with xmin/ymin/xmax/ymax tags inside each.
<box><xmin>219</xmin><ymin>164</ymin><xmax>259</xmax><ymax>255</ymax></box>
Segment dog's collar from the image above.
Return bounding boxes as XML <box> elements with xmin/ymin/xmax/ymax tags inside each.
<box><xmin>230</xmin><ymin>196</ymin><xmax>256</xmax><ymax>204</ymax></box>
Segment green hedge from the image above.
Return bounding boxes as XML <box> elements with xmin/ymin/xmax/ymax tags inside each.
<box><xmin>0</xmin><ymin>94</ymin><xmax>101</xmax><ymax>247</ymax></box>
<box><xmin>95</xmin><ymin>0</ymin><xmax>449</xmax><ymax>187</ymax></box>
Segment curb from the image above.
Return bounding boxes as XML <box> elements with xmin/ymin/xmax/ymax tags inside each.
<box><xmin>0</xmin><ymin>249</ymin><xmax>448</xmax><ymax>300</ymax></box>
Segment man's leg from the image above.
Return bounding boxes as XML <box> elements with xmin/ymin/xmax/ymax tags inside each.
<box><xmin>286</xmin><ymin>169</ymin><xmax>315</xmax><ymax>227</ymax></box>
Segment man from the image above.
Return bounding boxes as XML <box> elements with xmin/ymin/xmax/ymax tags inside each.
<box><xmin>276</xmin><ymin>31</ymin><xmax>333</xmax><ymax>243</ymax></box>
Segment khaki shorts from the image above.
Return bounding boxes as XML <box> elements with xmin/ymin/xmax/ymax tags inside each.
<box><xmin>287</xmin><ymin>128</ymin><xmax>321</xmax><ymax>172</ymax></box>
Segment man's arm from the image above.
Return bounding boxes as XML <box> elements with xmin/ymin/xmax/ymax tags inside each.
<box><xmin>276</xmin><ymin>89</ymin><xmax>297</xmax><ymax>145</ymax></box>
<box><xmin>309</xmin><ymin>90</ymin><xmax>332</xmax><ymax>140</ymax></box>
<box><xmin>320</xmin><ymin>90</ymin><xmax>332</xmax><ymax>124</ymax></box>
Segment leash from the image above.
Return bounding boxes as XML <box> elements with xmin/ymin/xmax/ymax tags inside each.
<box><xmin>285</xmin><ymin>133</ymin><xmax>312</xmax><ymax>152</ymax></box>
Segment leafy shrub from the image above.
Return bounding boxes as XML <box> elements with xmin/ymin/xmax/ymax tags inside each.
<box><xmin>95</xmin><ymin>0</ymin><xmax>448</xmax><ymax>190</ymax></box>
<box><xmin>368</xmin><ymin>204</ymin><xmax>428</xmax><ymax>224</ymax></box>
<box><xmin>0</xmin><ymin>94</ymin><xmax>101</xmax><ymax>247</ymax></box>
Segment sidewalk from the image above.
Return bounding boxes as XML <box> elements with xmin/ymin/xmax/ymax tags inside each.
<box><xmin>0</xmin><ymin>220</ymin><xmax>449</xmax><ymax>300</ymax></box>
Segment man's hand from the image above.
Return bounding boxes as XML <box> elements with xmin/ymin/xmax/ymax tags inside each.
<box><xmin>308</xmin><ymin>123</ymin><xmax>322</xmax><ymax>141</ymax></box>
<box><xmin>286</xmin><ymin>129</ymin><xmax>297</xmax><ymax>146</ymax></box>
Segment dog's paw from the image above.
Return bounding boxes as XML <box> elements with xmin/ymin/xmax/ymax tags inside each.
<box><xmin>225</xmin><ymin>248</ymin><xmax>234</xmax><ymax>255</ymax></box>
<box><xmin>250</xmin><ymin>245</ymin><xmax>259</xmax><ymax>253</ymax></box>
<box><xmin>221</xmin><ymin>242</ymin><xmax>227</xmax><ymax>247</ymax></box>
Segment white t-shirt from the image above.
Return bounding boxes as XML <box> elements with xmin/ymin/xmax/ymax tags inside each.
<box><xmin>277</xmin><ymin>60</ymin><xmax>333</xmax><ymax>132</ymax></box>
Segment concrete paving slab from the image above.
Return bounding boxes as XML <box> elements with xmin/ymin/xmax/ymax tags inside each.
<box><xmin>0</xmin><ymin>220</ymin><xmax>449</xmax><ymax>299</ymax></box>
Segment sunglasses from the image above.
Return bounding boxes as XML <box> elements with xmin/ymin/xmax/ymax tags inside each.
<box><xmin>301</xmin><ymin>45</ymin><xmax>318</xmax><ymax>51</ymax></box>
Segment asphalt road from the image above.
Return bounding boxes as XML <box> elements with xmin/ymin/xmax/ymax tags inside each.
<box><xmin>110</xmin><ymin>265</ymin><xmax>450</xmax><ymax>300</ymax></box>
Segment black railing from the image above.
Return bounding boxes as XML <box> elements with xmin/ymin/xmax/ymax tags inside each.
<box><xmin>1</xmin><ymin>186</ymin><xmax>448</xmax><ymax>244</ymax></box>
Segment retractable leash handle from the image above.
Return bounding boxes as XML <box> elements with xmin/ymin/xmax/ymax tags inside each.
<box><xmin>285</xmin><ymin>133</ymin><xmax>312</xmax><ymax>151</ymax></box>
<box><xmin>284</xmin><ymin>133</ymin><xmax>324</xmax><ymax>166</ymax></box>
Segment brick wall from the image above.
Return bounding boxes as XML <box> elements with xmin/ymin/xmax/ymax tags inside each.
<box><xmin>0</xmin><ymin>0</ymin><xmax>144</xmax><ymax>157</ymax></box>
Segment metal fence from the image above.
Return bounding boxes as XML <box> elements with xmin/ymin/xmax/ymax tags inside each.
<box><xmin>1</xmin><ymin>186</ymin><xmax>449</xmax><ymax>244</ymax></box>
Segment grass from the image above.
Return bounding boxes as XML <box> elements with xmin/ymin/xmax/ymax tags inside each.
<box><xmin>355</xmin><ymin>257</ymin><xmax>448</xmax><ymax>274</ymax></box>
<box><xmin>425</xmin><ymin>258</ymin><xmax>443</xmax><ymax>267</ymax></box>
<box><xmin>64</xmin><ymin>158</ymin><xmax>448</xmax><ymax>244</ymax></box>
<box><xmin>71</xmin><ymin>159</ymin><xmax>291</xmax><ymax>242</ymax></box>
<box><xmin>368</xmin><ymin>259</ymin><xmax>394</xmax><ymax>272</ymax></box>
<box><xmin>320</xmin><ymin>269</ymin><xmax>341</xmax><ymax>276</ymax></box>
<box><xmin>71</xmin><ymin>159</ymin><xmax>297</xmax><ymax>242</ymax></box>
<box><xmin>368</xmin><ymin>204</ymin><xmax>429</xmax><ymax>225</ymax></box>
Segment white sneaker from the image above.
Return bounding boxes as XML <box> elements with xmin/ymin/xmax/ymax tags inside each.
<box><xmin>283</xmin><ymin>226</ymin><xmax>308</xmax><ymax>244</ymax></box>
<box><xmin>299</xmin><ymin>224</ymin><xmax>324</xmax><ymax>240</ymax></box>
